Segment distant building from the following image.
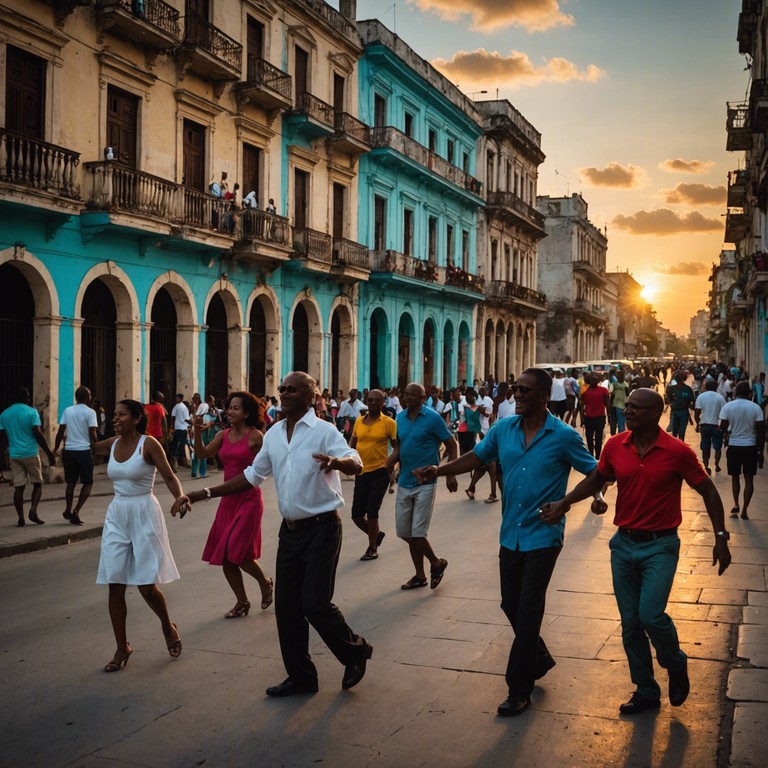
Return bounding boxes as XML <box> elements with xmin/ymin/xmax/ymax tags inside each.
<box><xmin>689</xmin><ymin>308</ymin><xmax>710</xmax><ymax>358</ymax></box>
<box><xmin>535</xmin><ymin>193</ymin><xmax>607</xmax><ymax>363</ymax></box>
<box><xmin>606</xmin><ymin>271</ymin><xmax>659</xmax><ymax>359</ymax></box>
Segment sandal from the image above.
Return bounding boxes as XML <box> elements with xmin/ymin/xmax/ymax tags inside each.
<box><xmin>376</xmin><ymin>531</ymin><xmax>386</xmax><ymax>548</ymax></box>
<box><xmin>261</xmin><ymin>579</ymin><xmax>274</xmax><ymax>610</ymax></box>
<box><xmin>730</xmin><ymin>506</ymin><xmax>740</xmax><ymax>517</ymax></box>
<box><xmin>360</xmin><ymin>548</ymin><xmax>378</xmax><ymax>561</ymax></box>
<box><xmin>401</xmin><ymin>575</ymin><xmax>428</xmax><ymax>590</ymax></box>
<box><xmin>430</xmin><ymin>558</ymin><xmax>448</xmax><ymax>589</ymax></box>
<box><xmin>225</xmin><ymin>602</ymin><xmax>251</xmax><ymax>618</ymax></box>
<box><xmin>484</xmin><ymin>494</ymin><xmax>498</xmax><ymax>504</ymax></box>
<box><xmin>164</xmin><ymin>623</ymin><xmax>182</xmax><ymax>657</ymax></box>
<box><xmin>465</xmin><ymin>489</ymin><xmax>475</xmax><ymax>501</ymax></box>
<box><xmin>104</xmin><ymin>644</ymin><xmax>132</xmax><ymax>672</ymax></box>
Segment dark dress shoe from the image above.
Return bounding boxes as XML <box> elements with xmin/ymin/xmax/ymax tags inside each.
<box><xmin>70</xmin><ymin>514</ymin><xmax>84</xmax><ymax>526</ymax></box>
<box><xmin>29</xmin><ymin>512</ymin><xmax>45</xmax><ymax>525</ymax></box>
<box><xmin>342</xmin><ymin>643</ymin><xmax>373</xmax><ymax>690</ymax></box>
<box><xmin>497</xmin><ymin>694</ymin><xmax>531</xmax><ymax>717</ymax></box>
<box><xmin>265</xmin><ymin>678</ymin><xmax>318</xmax><ymax>698</ymax></box>
<box><xmin>669</xmin><ymin>660</ymin><xmax>690</xmax><ymax>707</ymax></box>
<box><xmin>619</xmin><ymin>692</ymin><xmax>661</xmax><ymax>715</ymax></box>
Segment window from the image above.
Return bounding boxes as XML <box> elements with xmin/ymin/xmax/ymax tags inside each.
<box><xmin>242</xmin><ymin>143</ymin><xmax>261</xmax><ymax>202</ymax></box>
<box><xmin>446</xmin><ymin>224</ymin><xmax>454</xmax><ymax>265</ymax></box>
<box><xmin>374</xmin><ymin>94</ymin><xmax>387</xmax><ymax>128</ymax></box>
<box><xmin>404</xmin><ymin>112</ymin><xmax>413</xmax><ymax>137</ymax></box>
<box><xmin>294</xmin><ymin>169</ymin><xmax>310</xmax><ymax>228</ymax></box>
<box><xmin>108</xmin><ymin>86</ymin><xmax>140</xmax><ymax>168</ymax></box>
<box><xmin>374</xmin><ymin>195</ymin><xmax>387</xmax><ymax>250</ymax></box>
<box><xmin>428</xmin><ymin>216</ymin><xmax>438</xmax><ymax>263</ymax></box>
<box><xmin>491</xmin><ymin>239</ymin><xmax>498</xmax><ymax>281</ymax></box>
<box><xmin>246</xmin><ymin>17</ymin><xmax>264</xmax><ymax>78</ymax></box>
<box><xmin>333</xmin><ymin>73</ymin><xmax>345</xmax><ymax>114</ymax></box>
<box><xmin>506</xmin><ymin>160</ymin><xmax>512</xmax><ymax>192</ymax></box>
<box><xmin>461</xmin><ymin>230</ymin><xmax>469</xmax><ymax>271</ymax></box>
<box><xmin>403</xmin><ymin>208</ymin><xmax>414</xmax><ymax>256</ymax></box>
<box><xmin>332</xmin><ymin>183</ymin><xmax>345</xmax><ymax>239</ymax></box>
<box><xmin>447</xmin><ymin>139</ymin><xmax>454</xmax><ymax>164</ymax></box>
<box><xmin>182</xmin><ymin>118</ymin><xmax>205</xmax><ymax>188</ymax></box>
<box><xmin>428</xmin><ymin>129</ymin><xmax>437</xmax><ymax>153</ymax></box>
<box><xmin>463</xmin><ymin>152</ymin><xmax>469</xmax><ymax>174</ymax></box>
<box><xmin>486</xmin><ymin>151</ymin><xmax>495</xmax><ymax>192</ymax></box>
<box><xmin>295</xmin><ymin>45</ymin><xmax>309</xmax><ymax>95</ymax></box>
<box><xmin>5</xmin><ymin>46</ymin><xmax>46</xmax><ymax>139</ymax></box>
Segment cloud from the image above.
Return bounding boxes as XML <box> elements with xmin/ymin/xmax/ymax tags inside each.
<box><xmin>662</xmin><ymin>183</ymin><xmax>726</xmax><ymax>206</ymax></box>
<box><xmin>578</xmin><ymin>162</ymin><xmax>644</xmax><ymax>189</ymax></box>
<box><xmin>655</xmin><ymin>261</ymin><xmax>710</xmax><ymax>276</ymax></box>
<box><xmin>432</xmin><ymin>49</ymin><xmax>605</xmax><ymax>90</ymax></box>
<box><xmin>658</xmin><ymin>158</ymin><xmax>715</xmax><ymax>174</ymax></box>
<box><xmin>409</xmin><ymin>0</ymin><xmax>574</xmax><ymax>32</ymax></box>
<box><xmin>612</xmin><ymin>209</ymin><xmax>723</xmax><ymax>236</ymax></box>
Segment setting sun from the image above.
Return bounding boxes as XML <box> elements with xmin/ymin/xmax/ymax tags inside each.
<box><xmin>640</xmin><ymin>281</ymin><xmax>658</xmax><ymax>303</ymax></box>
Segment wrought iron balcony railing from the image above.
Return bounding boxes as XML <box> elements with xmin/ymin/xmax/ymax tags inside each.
<box><xmin>486</xmin><ymin>190</ymin><xmax>545</xmax><ymax>229</ymax></box>
<box><xmin>246</xmin><ymin>58</ymin><xmax>292</xmax><ymax>99</ymax></box>
<box><xmin>293</xmin><ymin>92</ymin><xmax>335</xmax><ymax>127</ymax></box>
<box><xmin>333</xmin><ymin>112</ymin><xmax>370</xmax><ymax>144</ymax></box>
<box><xmin>301</xmin><ymin>0</ymin><xmax>359</xmax><ymax>44</ymax></box>
<box><xmin>293</xmin><ymin>227</ymin><xmax>332</xmax><ymax>263</ymax></box>
<box><xmin>182</xmin><ymin>14</ymin><xmax>242</xmax><ymax>71</ymax></box>
<box><xmin>1</xmin><ymin>129</ymin><xmax>80</xmax><ymax>199</ymax></box>
<box><xmin>240</xmin><ymin>208</ymin><xmax>291</xmax><ymax>246</ymax></box>
<box><xmin>486</xmin><ymin>280</ymin><xmax>546</xmax><ymax>307</ymax></box>
<box><xmin>332</xmin><ymin>238</ymin><xmax>370</xmax><ymax>270</ymax></box>
<box><xmin>94</xmin><ymin>0</ymin><xmax>180</xmax><ymax>39</ymax></box>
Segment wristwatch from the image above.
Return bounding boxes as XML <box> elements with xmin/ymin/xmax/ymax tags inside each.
<box><xmin>203</xmin><ymin>487</ymin><xmax>212</xmax><ymax>501</ymax></box>
<box><xmin>715</xmin><ymin>530</ymin><xmax>730</xmax><ymax>541</ymax></box>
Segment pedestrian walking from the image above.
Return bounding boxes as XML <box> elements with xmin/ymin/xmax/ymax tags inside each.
<box><xmin>666</xmin><ymin>371</ymin><xmax>695</xmax><ymax>441</ymax></box>
<box><xmin>414</xmin><ymin>368</ymin><xmax>598</xmax><ymax>717</ymax></box>
<box><xmin>170</xmin><ymin>394</ymin><xmax>190</xmax><ymax>470</ymax></box>
<box><xmin>720</xmin><ymin>380</ymin><xmax>765</xmax><ymax>520</ymax></box>
<box><xmin>336</xmin><ymin>389</ymin><xmax>367</xmax><ymax>440</ymax></box>
<box><xmin>191</xmin><ymin>391</ymin><xmax>273</xmax><ymax>616</ymax></box>
<box><xmin>540</xmin><ymin>386</ymin><xmax>731</xmax><ymax>715</ymax></box>
<box><xmin>94</xmin><ymin>400</ymin><xmax>186</xmax><ymax>672</ymax></box>
<box><xmin>175</xmin><ymin>372</ymin><xmax>373</xmax><ymax>696</ymax></box>
<box><xmin>54</xmin><ymin>386</ymin><xmax>99</xmax><ymax>525</ymax></box>
<box><xmin>694</xmin><ymin>379</ymin><xmax>726</xmax><ymax>475</ymax></box>
<box><xmin>0</xmin><ymin>387</ymin><xmax>56</xmax><ymax>526</ymax></box>
<box><xmin>580</xmin><ymin>374</ymin><xmax>610</xmax><ymax>459</ymax></box>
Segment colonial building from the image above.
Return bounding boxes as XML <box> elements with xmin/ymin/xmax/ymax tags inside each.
<box><xmin>474</xmin><ymin>99</ymin><xmax>546</xmax><ymax>381</ymax></box>
<box><xmin>355</xmin><ymin>20</ymin><xmax>484</xmax><ymax>389</ymax></box>
<box><xmin>607</xmin><ymin>271</ymin><xmax>659</xmax><ymax>359</ymax></box>
<box><xmin>707</xmin><ymin>250</ymin><xmax>738</xmax><ymax>362</ymax></box>
<box><xmin>534</xmin><ymin>193</ymin><xmax>607</xmax><ymax>362</ymax></box>
<box><xmin>689</xmin><ymin>308</ymin><xmax>711</xmax><ymax>358</ymax></box>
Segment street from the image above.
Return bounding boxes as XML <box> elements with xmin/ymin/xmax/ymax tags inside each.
<box><xmin>1</xmin><ymin>435</ymin><xmax>766</xmax><ymax>768</ymax></box>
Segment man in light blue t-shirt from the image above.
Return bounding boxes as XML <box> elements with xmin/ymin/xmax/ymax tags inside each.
<box><xmin>0</xmin><ymin>387</ymin><xmax>56</xmax><ymax>526</ymax></box>
<box><xmin>386</xmin><ymin>383</ymin><xmax>458</xmax><ymax>591</ymax></box>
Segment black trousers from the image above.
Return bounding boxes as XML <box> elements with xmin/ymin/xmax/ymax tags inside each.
<box><xmin>275</xmin><ymin>515</ymin><xmax>367</xmax><ymax>685</ymax></box>
<box><xmin>584</xmin><ymin>415</ymin><xmax>606</xmax><ymax>458</ymax></box>
<box><xmin>499</xmin><ymin>545</ymin><xmax>561</xmax><ymax>696</ymax></box>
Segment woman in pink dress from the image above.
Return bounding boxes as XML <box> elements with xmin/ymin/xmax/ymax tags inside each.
<box><xmin>192</xmin><ymin>391</ymin><xmax>273</xmax><ymax>617</ymax></box>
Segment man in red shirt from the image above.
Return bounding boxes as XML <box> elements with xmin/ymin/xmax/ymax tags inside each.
<box><xmin>580</xmin><ymin>374</ymin><xmax>610</xmax><ymax>458</ymax></box>
<box><xmin>540</xmin><ymin>387</ymin><xmax>731</xmax><ymax>715</ymax></box>
<box><xmin>144</xmin><ymin>392</ymin><xmax>168</xmax><ymax>448</ymax></box>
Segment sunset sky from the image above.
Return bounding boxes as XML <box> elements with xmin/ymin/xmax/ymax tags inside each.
<box><xmin>353</xmin><ymin>0</ymin><xmax>748</xmax><ymax>335</ymax></box>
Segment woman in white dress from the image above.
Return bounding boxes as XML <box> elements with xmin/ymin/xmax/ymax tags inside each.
<box><xmin>95</xmin><ymin>400</ymin><xmax>186</xmax><ymax>672</ymax></box>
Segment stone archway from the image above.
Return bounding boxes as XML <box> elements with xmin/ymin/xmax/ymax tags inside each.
<box><xmin>203</xmin><ymin>286</ymin><xmax>244</xmax><ymax>402</ymax></box>
<box><xmin>442</xmin><ymin>319</ymin><xmax>455</xmax><ymax>390</ymax></box>
<box><xmin>329</xmin><ymin>302</ymin><xmax>354</xmax><ymax>394</ymax></box>
<box><xmin>246</xmin><ymin>286</ymin><xmax>280</xmax><ymax>397</ymax></box>
<box><xmin>289</xmin><ymin>294</ymin><xmax>323</xmax><ymax>385</ymax></box>
<box><xmin>369</xmin><ymin>307</ymin><xmax>389</xmax><ymax>389</ymax></box>
<box><xmin>397</xmin><ymin>312</ymin><xmax>415</xmax><ymax>389</ymax></box>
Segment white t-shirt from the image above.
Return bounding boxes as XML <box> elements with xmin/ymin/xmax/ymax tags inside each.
<box><xmin>719</xmin><ymin>398</ymin><xmax>764</xmax><ymax>446</ymax></box>
<box><xmin>550</xmin><ymin>378</ymin><xmax>566</xmax><ymax>402</ymax></box>
<box><xmin>386</xmin><ymin>396</ymin><xmax>402</xmax><ymax>414</ymax></box>
<box><xmin>60</xmin><ymin>403</ymin><xmax>98</xmax><ymax>451</ymax></box>
<box><xmin>479</xmin><ymin>395</ymin><xmax>494</xmax><ymax>433</ymax></box>
<box><xmin>338</xmin><ymin>399</ymin><xmax>367</xmax><ymax>419</ymax></box>
<box><xmin>497</xmin><ymin>397</ymin><xmax>515</xmax><ymax>419</ymax></box>
<box><xmin>171</xmin><ymin>402</ymin><xmax>190</xmax><ymax>430</ymax></box>
<box><xmin>695</xmin><ymin>390</ymin><xmax>726</xmax><ymax>426</ymax></box>
<box><xmin>195</xmin><ymin>402</ymin><xmax>209</xmax><ymax>418</ymax></box>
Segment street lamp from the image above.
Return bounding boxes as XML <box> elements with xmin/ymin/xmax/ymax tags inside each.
<box><xmin>467</xmin><ymin>90</ymin><xmax>488</xmax><ymax>99</ymax></box>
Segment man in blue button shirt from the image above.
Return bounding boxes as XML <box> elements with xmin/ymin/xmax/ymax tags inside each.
<box><xmin>414</xmin><ymin>368</ymin><xmax>599</xmax><ymax>717</ymax></box>
<box><xmin>387</xmin><ymin>383</ymin><xmax>458</xmax><ymax>591</ymax></box>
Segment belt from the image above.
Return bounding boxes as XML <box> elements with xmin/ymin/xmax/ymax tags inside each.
<box><xmin>283</xmin><ymin>511</ymin><xmax>338</xmax><ymax>531</ymax></box>
<box><xmin>618</xmin><ymin>526</ymin><xmax>678</xmax><ymax>542</ymax></box>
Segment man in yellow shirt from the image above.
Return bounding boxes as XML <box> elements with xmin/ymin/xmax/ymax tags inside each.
<box><xmin>349</xmin><ymin>389</ymin><xmax>398</xmax><ymax>560</ymax></box>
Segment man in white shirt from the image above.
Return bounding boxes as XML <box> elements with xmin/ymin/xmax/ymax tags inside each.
<box><xmin>694</xmin><ymin>379</ymin><xmax>727</xmax><ymax>475</ymax></box>
<box><xmin>54</xmin><ymin>386</ymin><xmax>99</xmax><ymax>525</ymax></box>
<box><xmin>170</xmin><ymin>394</ymin><xmax>190</xmax><ymax>469</ymax></box>
<box><xmin>720</xmin><ymin>380</ymin><xmax>765</xmax><ymax>520</ymax></box>
<box><xmin>548</xmin><ymin>369</ymin><xmax>567</xmax><ymax>419</ymax></box>
<box><xmin>336</xmin><ymin>389</ymin><xmax>367</xmax><ymax>440</ymax></box>
<box><xmin>176</xmin><ymin>372</ymin><xmax>372</xmax><ymax>696</ymax></box>
<box><xmin>478</xmin><ymin>386</ymin><xmax>495</xmax><ymax>436</ymax></box>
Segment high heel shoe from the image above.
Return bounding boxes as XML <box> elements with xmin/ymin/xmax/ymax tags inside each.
<box><xmin>225</xmin><ymin>602</ymin><xmax>250</xmax><ymax>618</ymax></box>
<box><xmin>261</xmin><ymin>578</ymin><xmax>274</xmax><ymax>610</ymax></box>
<box><xmin>164</xmin><ymin>623</ymin><xmax>182</xmax><ymax>658</ymax></box>
<box><xmin>104</xmin><ymin>645</ymin><xmax>132</xmax><ymax>672</ymax></box>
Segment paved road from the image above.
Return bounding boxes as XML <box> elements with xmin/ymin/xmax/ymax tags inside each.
<box><xmin>1</xmin><ymin>430</ymin><xmax>766</xmax><ymax>768</ymax></box>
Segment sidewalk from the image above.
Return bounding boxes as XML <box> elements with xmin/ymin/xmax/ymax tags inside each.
<box><xmin>1</xmin><ymin>436</ymin><xmax>766</xmax><ymax>767</ymax></box>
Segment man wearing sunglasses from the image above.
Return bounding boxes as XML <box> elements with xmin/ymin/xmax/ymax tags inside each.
<box><xmin>413</xmin><ymin>368</ymin><xmax>599</xmax><ymax>717</ymax></box>
<box><xmin>540</xmin><ymin>387</ymin><xmax>731</xmax><ymax>716</ymax></box>
<box><xmin>173</xmin><ymin>372</ymin><xmax>373</xmax><ymax>697</ymax></box>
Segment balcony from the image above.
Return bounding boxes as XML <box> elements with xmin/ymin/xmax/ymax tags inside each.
<box><xmin>724</xmin><ymin>210</ymin><xmax>750</xmax><ymax>243</ymax></box>
<box><xmin>574</xmin><ymin>297</ymin><xmax>606</xmax><ymax>324</ymax></box>
<box><xmin>234</xmin><ymin>58</ymin><xmax>292</xmax><ymax>113</ymax></box>
<box><xmin>485</xmin><ymin>280</ymin><xmax>547</xmax><ymax>310</ymax></box>
<box><xmin>93</xmin><ymin>0</ymin><xmax>180</xmax><ymax>50</ymax></box>
<box><xmin>369</xmin><ymin>250</ymin><xmax>484</xmax><ymax>297</ymax></box>
<box><xmin>727</xmin><ymin>295</ymin><xmax>751</xmax><ymax>322</ymax></box>
<box><xmin>727</xmin><ymin>169</ymin><xmax>749</xmax><ymax>208</ymax></box>
<box><xmin>369</xmin><ymin>126</ymin><xmax>483</xmax><ymax>201</ymax></box>
<box><xmin>486</xmin><ymin>190</ymin><xmax>546</xmax><ymax>236</ymax></box>
<box><xmin>745</xmin><ymin>251</ymin><xmax>768</xmax><ymax>297</ymax></box>
<box><xmin>726</xmin><ymin>102</ymin><xmax>752</xmax><ymax>151</ymax></box>
<box><xmin>572</xmin><ymin>259</ymin><xmax>607</xmax><ymax>285</ymax></box>
<box><xmin>232</xmin><ymin>209</ymin><xmax>293</xmax><ymax>268</ymax></box>
<box><xmin>302</xmin><ymin>0</ymin><xmax>360</xmax><ymax>46</ymax></box>
<box><xmin>328</xmin><ymin>113</ymin><xmax>370</xmax><ymax>155</ymax></box>
<box><xmin>738</xmin><ymin>9</ymin><xmax>758</xmax><ymax>55</ymax></box>
<box><xmin>1</xmin><ymin>129</ymin><xmax>80</xmax><ymax>201</ymax></box>
<box><xmin>286</xmin><ymin>93</ymin><xmax>335</xmax><ymax>138</ymax></box>
<box><xmin>84</xmin><ymin>161</ymin><xmax>176</xmax><ymax>219</ymax></box>
<box><xmin>331</xmin><ymin>238</ymin><xmax>371</xmax><ymax>281</ymax></box>
<box><xmin>750</xmin><ymin>79</ymin><xmax>768</xmax><ymax>132</ymax></box>
<box><xmin>292</xmin><ymin>226</ymin><xmax>333</xmax><ymax>271</ymax></box>
<box><xmin>178</xmin><ymin>14</ymin><xmax>242</xmax><ymax>86</ymax></box>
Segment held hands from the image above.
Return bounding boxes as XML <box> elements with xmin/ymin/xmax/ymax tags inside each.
<box><xmin>171</xmin><ymin>495</ymin><xmax>191</xmax><ymax>518</ymax></box>
<box><xmin>713</xmin><ymin>539</ymin><xmax>732</xmax><ymax>576</ymax></box>
<box><xmin>412</xmin><ymin>465</ymin><xmax>437</xmax><ymax>485</ymax></box>
<box><xmin>591</xmin><ymin>497</ymin><xmax>608</xmax><ymax>516</ymax></box>
<box><xmin>539</xmin><ymin>501</ymin><xmax>570</xmax><ymax>525</ymax></box>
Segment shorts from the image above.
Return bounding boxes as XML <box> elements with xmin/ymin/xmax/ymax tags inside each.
<box><xmin>351</xmin><ymin>467</ymin><xmax>389</xmax><ymax>520</ymax></box>
<box><xmin>395</xmin><ymin>483</ymin><xmax>437</xmax><ymax>538</ymax></box>
<box><xmin>548</xmin><ymin>400</ymin><xmax>567</xmax><ymax>418</ymax></box>
<box><xmin>565</xmin><ymin>395</ymin><xmax>576</xmax><ymax>411</ymax></box>
<box><xmin>63</xmin><ymin>449</ymin><xmax>94</xmax><ymax>484</ymax></box>
<box><xmin>10</xmin><ymin>455</ymin><xmax>43</xmax><ymax>486</ymax></box>
<box><xmin>726</xmin><ymin>445</ymin><xmax>758</xmax><ymax>477</ymax></box>
<box><xmin>699</xmin><ymin>424</ymin><xmax>723</xmax><ymax>452</ymax></box>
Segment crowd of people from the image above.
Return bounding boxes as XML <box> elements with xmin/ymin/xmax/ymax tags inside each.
<box><xmin>0</xmin><ymin>356</ymin><xmax>764</xmax><ymax>719</ymax></box>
